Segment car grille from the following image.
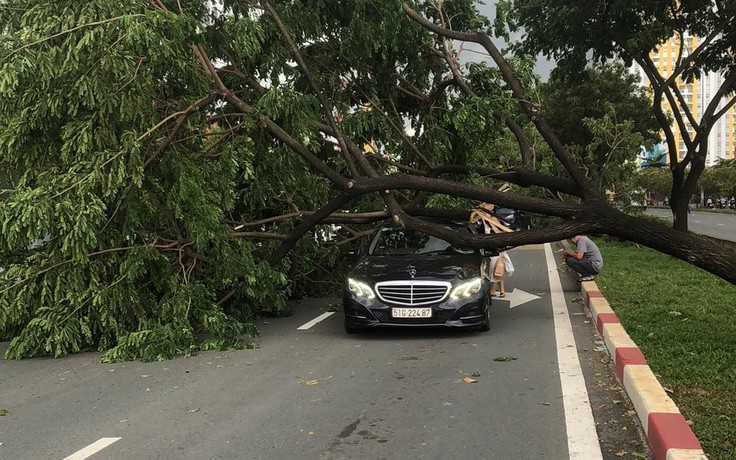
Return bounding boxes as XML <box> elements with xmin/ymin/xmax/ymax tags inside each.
<box><xmin>375</xmin><ymin>280</ymin><xmax>451</xmax><ymax>306</ymax></box>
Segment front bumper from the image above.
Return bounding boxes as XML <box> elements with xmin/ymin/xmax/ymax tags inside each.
<box><xmin>343</xmin><ymin>284</ymin><xmax>490</xmax><ymax>330</ymax></box>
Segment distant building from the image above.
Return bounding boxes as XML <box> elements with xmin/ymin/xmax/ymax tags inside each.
<box><xmin>633</xmin><ymin>33</ymin><xmax>736</xmax><ymax>166</ymax></box>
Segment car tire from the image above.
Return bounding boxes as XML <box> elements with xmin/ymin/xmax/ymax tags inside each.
<box><xmin>478</xmin><ymin>302</ymin><xmax>491</xmax><ymax>332</ymax></box>
<box><xmin>344</xmin><ymin>319</ymin><xmax>361</xmax><ymax>334</ymax></box>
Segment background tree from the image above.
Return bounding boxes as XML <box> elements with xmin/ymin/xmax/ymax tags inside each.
<box><xmin>2</xmin><ymin>0</ymin><xmax>736</xmax><ymax>361</ymax></box>
<box><xmin>633</xmin><ymin>167</ymin><xmax>674</xmax><ymax>204</ymax></box>
<box><xmin>700</xmin><ymin>159</ymin><xmax>736</xmax><ymax>202</ymax></box>
<box><xmin>539</xmin><ymin>63</ymin><xmax>660</xmax><ymax>194</ymax></box>
<box><xmin>503</xmin><ymin>0</ymin><xmax>736</xmax><ymax>230</ymax></box>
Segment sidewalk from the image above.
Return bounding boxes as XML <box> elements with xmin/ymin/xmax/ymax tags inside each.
<box><xmin>579</xmin><ymin>279</ymin><xmax>707</xmax><ymax>460</ymax></box>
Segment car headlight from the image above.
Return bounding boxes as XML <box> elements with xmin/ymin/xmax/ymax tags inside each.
<box><xmin>348</xmin><ymin>278</ymin><xmax>375</xmax><ymax>299</ymax></box>
<box><xmin>450</xmin><ymin>278</ymin><xmax>482</xmax><ymax>299</ymax></box>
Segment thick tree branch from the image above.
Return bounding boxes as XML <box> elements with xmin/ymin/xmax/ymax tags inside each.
<box><xmin>191</xmin><ymin>44</ymin><xmax>350</xmax><ymax>188</ymax></box>
<box><xmin>261</xmin><ymin>0</ymin><xmax>360</xmax><ymax>178</ymax></box>
<box><xmin>402</xmin><ymin>5</ymin><xmax>597</xmax><ymax>199</ymax></box>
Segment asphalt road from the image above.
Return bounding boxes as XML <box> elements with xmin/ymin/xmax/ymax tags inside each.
<box><xmin>646</xmin><ymin>207</ymin><xmax>736</xmax><ymax>241</ymax></box>
<box><xmin>0</xmin><ymin>244</ymin><xmax>651</xmax><ymax>460</ymax></box>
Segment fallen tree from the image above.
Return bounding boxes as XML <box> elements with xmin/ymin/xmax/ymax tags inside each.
<box><xmin>1</xmin><ymin>0</ymin><xmax>734</xmax><ymax>360</ymax></box>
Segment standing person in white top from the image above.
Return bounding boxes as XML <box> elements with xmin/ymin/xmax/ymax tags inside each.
<box><xmin>563</xmin><ymin>235</ymin><xmax>604</xmax><ymax>282</ymax></box>
<box><xmin>489</xmin><ymin>251</ymin><xmax>514</xmax><ymax>297</ymax></box>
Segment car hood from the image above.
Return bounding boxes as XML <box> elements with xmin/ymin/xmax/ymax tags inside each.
<box><xmin>350</xmin><ymin>254</ymin><xmax>483</xmax><ymax>283</ymax></box>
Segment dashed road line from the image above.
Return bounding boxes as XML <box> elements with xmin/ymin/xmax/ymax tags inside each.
<box><xmin>297</xmin><ymin>311</ymin><xmax>335</xmax><ymax>330</ymax></box>
<box><xmin>63</xmin><ymin>437</ymin><xmax>121</xmax><ymax>460</ymax></box>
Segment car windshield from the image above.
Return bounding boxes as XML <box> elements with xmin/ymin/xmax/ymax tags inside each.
<box><xmin>367</xmin><ymin>227</ymin><xmax>475</xmax><ymax>256</ymax></box>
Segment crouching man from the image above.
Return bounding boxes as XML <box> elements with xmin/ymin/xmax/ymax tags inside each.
<box><xmin>563</xmin><ymin>235</ymin><xmax>603</xmax><ymax>282</ymax></box>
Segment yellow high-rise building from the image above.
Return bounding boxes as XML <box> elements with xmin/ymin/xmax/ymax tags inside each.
<box><xmin>635</xmin><ymin>33</ymin><xmax>736</xmax><ymax>165</ymax></box>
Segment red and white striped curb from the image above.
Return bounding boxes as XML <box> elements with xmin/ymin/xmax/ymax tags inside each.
<box><xmin>581</xmin><ymin>281</ymin><xmax>707</xmax><ymax>460</ymax></box>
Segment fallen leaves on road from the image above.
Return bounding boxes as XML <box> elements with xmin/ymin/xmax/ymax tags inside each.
<box><xmin>463</xmin><ymin>377</ymin><xmax>477</xmax><ymax>384</ymax></box>
<box><xmin>493</xmin><ymin>356</ymin><xmax>517</xmax><ymax>362</ymax></box>
<box><xmin>0</xmin><ymin>408</ymin><xmax>9</xmax><ymax>416</ymax></box>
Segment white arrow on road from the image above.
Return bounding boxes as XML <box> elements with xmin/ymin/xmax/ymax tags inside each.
<box><xmin>495</xmin><ymin>288</ymin><xmax>541</xmax><ymax>308</ymax></box>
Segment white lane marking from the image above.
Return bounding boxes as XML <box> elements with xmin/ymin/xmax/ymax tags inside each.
<box><xmin>297</xmin><ymin>311</ymin><xmax>335</xmax><ymax>330</ymax></box>
<box><xmin>503</xmin><ymin>288</ymin><xmax>541</xmax><ymax>309</ymax></box>
<box><xmin>63</xmin><ymin>437</ymin><xmax>121</xmax><ymax>460</ymax></box>
<box><xmin>544</xmin><ymin>244</ymin><xmax>603</xmax><ymax>459</ymax></box>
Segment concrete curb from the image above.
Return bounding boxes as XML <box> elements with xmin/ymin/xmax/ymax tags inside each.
<box><xmin>580</xmin><ymin>281</ymin><xmax>708</xmax><ymax>460</ymax></box>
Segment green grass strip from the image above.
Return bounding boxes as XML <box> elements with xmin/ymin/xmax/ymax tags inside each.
<box><xmin>594</xmin><ymin>239</ymin><xmax>736</xmax><ymax>459</ymax></box>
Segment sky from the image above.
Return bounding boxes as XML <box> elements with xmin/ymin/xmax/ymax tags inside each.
<box><xmin>473</xmin><ymin>1</ymin><xmax>556</xmax><ymax>79</ymax></box>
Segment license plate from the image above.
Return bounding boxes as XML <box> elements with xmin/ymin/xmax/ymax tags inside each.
<box><xmin>391</xmin><ymin>308</ymin><xmax>432</xmax><ymax>318</ymax></box>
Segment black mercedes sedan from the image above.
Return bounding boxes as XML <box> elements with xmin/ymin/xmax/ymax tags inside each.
<box><xmin>343</xmin><ymin>222</ymin><xmax>494</xmax><ymax>333</ymax></box>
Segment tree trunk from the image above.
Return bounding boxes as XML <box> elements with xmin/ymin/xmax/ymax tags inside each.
<box><xmin>671</xmin><ymin>191</ymin><xmax>690</xmax><ymax>231</ymax></box>
<box><xmin>602</xmin><ymin>210</ymin><xmax>736</xmax><ymax>284</ymax></box>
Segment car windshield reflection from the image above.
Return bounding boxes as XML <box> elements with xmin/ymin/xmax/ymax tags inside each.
<box><xmin>367</xmin><ymin>227</ymin><xmax>475</xmax><ymax>256</ymax></box>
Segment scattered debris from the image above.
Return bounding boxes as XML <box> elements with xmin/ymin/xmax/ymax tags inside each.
<box><xmin>669</xmin><ymin>310</ymin><xmax>682</xmax><ymax>316</ymax></box>
<box><xmin>493</xmin><ymin>356</ymin><xmax>517</xmax><ymax>362</ymax></box>
<box><xmin>471</xmin><ymin>370</ymin><xmax>481</xmax><ymax>377</ymax></box>
<box><xmin>463</xmin><ymin>377</ymin><xmax>477</xmax><ymax>384</ymax></box>
<box><xmin>541</xmin><ymin>402</ymin><xmax>551</xmax><ymax>406</ymax></box>
<box><xmin>188</xmin><ymin>408</ymin><xmax>200</xmax><ymax>413</ymax></box>
<box><xmin>615</xmin><ymin>450</ymin><xmax>627</xmax><ymax>457</ymax></box>
<box><xmin>298</xmin><ymin>376</ymin><xmax>333</xmax><ymax>386</ymax></box>
<box><xmin>0</xmin><ymin>408</ymin><xmax>9</xmax><ymax>416</ymax></box>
